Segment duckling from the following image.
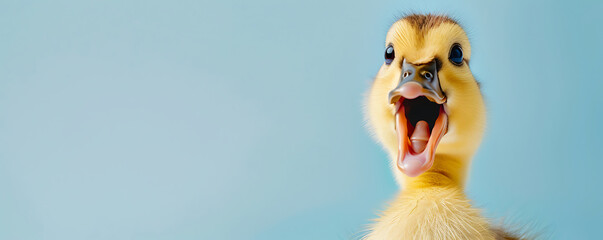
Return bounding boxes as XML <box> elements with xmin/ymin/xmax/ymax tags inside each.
<box><xmin>364</xmin><ymin>14</ymin><xmax>521</xmax><ymax>239</ymax></box>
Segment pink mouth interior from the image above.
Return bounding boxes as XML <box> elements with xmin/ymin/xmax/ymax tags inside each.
<box><xmin>394</xmin><ymin>99</ymin><xmax>448</xmax><ymax>177</ymax></box>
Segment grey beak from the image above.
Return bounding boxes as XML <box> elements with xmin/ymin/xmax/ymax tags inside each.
<box><xmin>388</xmin><ymin>59</ymin><xmax>447</xmax><ymax>104</ymax></box>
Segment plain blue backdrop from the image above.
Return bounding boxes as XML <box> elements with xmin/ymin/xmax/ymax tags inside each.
<box><xmin>1</xmin><ymin>0</ymin><xmax>602</xmax><ymax>239</ymax></box>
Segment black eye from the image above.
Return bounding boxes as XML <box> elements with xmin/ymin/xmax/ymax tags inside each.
<box><xmin>448</xmin><ymin>44</ymin><xmax>463</xmax><ymax>65</ymax></box>
<box><xmin>384</xmin><ymin>46</ymin><xmax>395</xmax><ymax>65</ymax></box>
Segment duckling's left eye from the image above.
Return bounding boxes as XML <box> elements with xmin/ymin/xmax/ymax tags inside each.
<box><xmin>448</xmin><ymin>44</ymin><xmax>463</xmax><ymax>65</ymax></box>
<box><xmin>384</xmin><ymin>46</ymin><xmax>395</xmax><ymax>65</ymax></box>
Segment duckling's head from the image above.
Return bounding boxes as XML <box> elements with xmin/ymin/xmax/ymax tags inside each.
<box><xmin>366</xmin><ymin>14</ymin><xmax>485</xmax><ymax>187</ymax></box>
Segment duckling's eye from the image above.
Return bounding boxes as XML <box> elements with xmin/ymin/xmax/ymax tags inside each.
<box><xmin>448</xmin><ymin>44</ymin><xmax>463</xmax><ymax>65</ymax></box>
<box><xmin>384</xmin><ymin>46</ymin><xmax>395</xmax><ymax>65</ymax></box>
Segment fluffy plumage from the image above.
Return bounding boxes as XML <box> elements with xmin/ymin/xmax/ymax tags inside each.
<box><xmin>363</xmin><ymin>14</ymin><xmax>523</xmax><ymax>239</ymax></box>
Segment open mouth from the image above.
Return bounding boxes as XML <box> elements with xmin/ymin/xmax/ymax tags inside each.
<box><xmin>394</xmin><ymin>96</ymin><xmax>448</xmax><ymax>177</ymax></box>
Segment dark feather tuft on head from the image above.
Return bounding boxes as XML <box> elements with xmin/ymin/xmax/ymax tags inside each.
<box><xmin>402</xmin><ymin>13</ymin><xmax>459</xmax><ymax>32</ymax></box>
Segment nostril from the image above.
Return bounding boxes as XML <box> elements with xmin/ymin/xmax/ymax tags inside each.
<box><xmin>403</xmin><ymin>71</ymin><xmax>411</xmax><ymax>78</ymax></box>
<box><xmin>423</xmin><ymin>72</ymin><xmax>433</xmax><ymax>80</ymax></box>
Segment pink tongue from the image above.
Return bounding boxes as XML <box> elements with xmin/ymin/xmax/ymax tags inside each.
<box><xmin>401</xmin><ymin>120</ymin><xmax>430</xmax><ymax>176</ymax></box>
<box><xmin>410</xmin><ymin>121</ymin><xmax>430</xmax><ymax>153</ymax></box>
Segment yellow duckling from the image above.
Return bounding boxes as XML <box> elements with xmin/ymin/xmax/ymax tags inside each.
<box><xmin>364</xmin><ymin>14</ymin><xmax>521</xmax><ymax>239</ymax></box>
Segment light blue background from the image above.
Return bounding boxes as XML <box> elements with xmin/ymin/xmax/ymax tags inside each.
<box><xmin>1</xmin><ymin>0</ymin><xmax>602</xmax><ymax>239</ymax></box>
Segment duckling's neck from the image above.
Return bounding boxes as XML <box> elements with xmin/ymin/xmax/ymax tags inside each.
<box><xmin>402</xmin><ymin>154</ymin><xmax>470</xmax><ymax>190</ymax></box>
<box><xmin>364</xmin><ymin>154</ymin><xmax>494</xmax><ymax>240</ymax></box>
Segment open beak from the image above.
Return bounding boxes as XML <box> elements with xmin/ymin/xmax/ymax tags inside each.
<box><xmin>388</xmin><ymin>59</ymin><xmax>448</xmax><ymax>177</ymax></box>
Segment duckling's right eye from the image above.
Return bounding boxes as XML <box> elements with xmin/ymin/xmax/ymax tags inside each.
<box><xmin>384</xmin><ymin>46</ymin><xmax>395</xmax><ymax>65</ymax></box>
